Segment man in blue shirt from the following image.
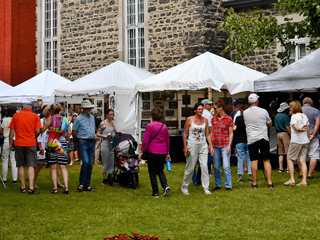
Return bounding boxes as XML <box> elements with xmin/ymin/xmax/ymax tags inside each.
<box><xmin>72</xmin><ymin>100</ymin><xmax>96</xmax><ymax>192</ymax></box>
<box><xmin>274</xmin><ymin>102</ymin><xmax>291</xmax><ymax>173</ymax></box>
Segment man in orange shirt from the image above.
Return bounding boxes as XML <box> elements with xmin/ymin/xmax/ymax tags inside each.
<box><xmin>9</xmin><ymin>104</ymin><xmax>41</xmax><ymax>194</ymax></box>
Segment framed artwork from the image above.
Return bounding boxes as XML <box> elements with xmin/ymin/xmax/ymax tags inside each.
<box><xmin>153</xmin><ymin>92</ymin><xmax>160</xmax><ymax>99</ymax></box>
<box><xmin>97</xmin><ymin>100</ymin><xmax>103</xmax><ymax>108</ymax></box>
<box><xmin>166</xmin><ymin>110</ymin><xmax>174</xmax><ymax>117</ymax></box>
<box><xmin>169</xmin><ymin>101</ymin><xmax>178</xmax><ymax>109</ymax></box>
<box><xmin>141</xmin><ymin>131</ymin><xmax>145</xmax><ymax>142</ymax></box>
<box><xmin>182</xmin><ymin>95</ymin><xmax>191</xmax><ymax>105</ymax></box>
<box><xmin>142</xmin><ymin>92</ymin><xmax>150</xmax><ymax>100</ymax></box>
<box><xmin>142</xmin><ymin>102</ymin><xmax>150</xmax><ymax>110</ymax></box>
<box><xmin>141</xmin><ymin>111</ymin><xmax>151</xmax><ymax>118</ymax></box>
<box><xmin>182</xmin><ymin>107</ymin><xmax>192</xmax><ymax>118</ymax></box>
<box><xmin>141</xmin><ymin>120</ymin><xmax>150</xmax><ymax>128</ymax></box>
<box><xmin>109</xmin><ymin>96</ymin><xmax>115</xmax><ymax>109</ymax></box>
<box><xmin>168</xmin><ymin>92</ymin><xmax>175</xmax><ymax>99</ymax></box>
<box><xmin>37</xmin><ymin>99</ymin><xmax>43</xmax><ymax>110</ymax></box>
<box><xmin>166</xmin><ymin>121</ymin><xmax>178</xmax><ymax>128</ymax></box>
<box><xmin>181</xmin><ymin>120</ymin><xmax>186</xmax><ymax>128</ymax></box>
<box><xmin>198</xmin><ymin>98</ymin><xmax>205</xmax><ymax>104</ymax></box>
<box><xmin>154</xmin><ymin>100</ymin><xmax>164</xmax><ymax>109</ymax></box>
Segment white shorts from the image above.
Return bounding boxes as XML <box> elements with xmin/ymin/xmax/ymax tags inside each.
<box><xmin>307</xmin><ymin>138</ymin><xmax>319</xmax><ymax>160</ymax></box>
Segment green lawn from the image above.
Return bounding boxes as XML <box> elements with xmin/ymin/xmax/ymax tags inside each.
<box><xmin>1</xmin><ymin>161</ymin><xmax>320</xmax><ymax>240</ymax></box>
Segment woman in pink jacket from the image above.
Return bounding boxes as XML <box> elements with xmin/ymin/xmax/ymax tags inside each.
<box><xmin>138</xmin><ymin>106</ymin><xmax>171</xmax><ymax>198</ymax></box>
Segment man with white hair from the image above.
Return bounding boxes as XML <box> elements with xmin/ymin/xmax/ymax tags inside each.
<box><xmin>9</xmin><ymin>104</ymin><xmax>41</xmax><ymax>194</ymax></box>
<box><xmin>201</xmin><ymin>99</ymin><xmax>214</xmax><ymax>176</ymax></box>
<box><xmin>243</xmin><ymin>93</ymin><xmax>274</xmax><ymax>189</ymax></box>
<box><xmin>302</xmin><ymin>97</ymin><xmax>320</xmax><ymax>179</ymax></box>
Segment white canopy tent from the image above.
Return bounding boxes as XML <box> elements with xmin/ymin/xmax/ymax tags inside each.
<box><xmin>0</xmin><ymin>70</ymin><xmax>70</xmax><ymax>105</ymax></box>
<box><xmin>254</xmin><ymin>48</ymin><xmax>320</xmax><ymax>92</ymax></box>
<box><xmin>132</xmin><ymin>51</ymin><xmax>267</xmax><ymax>99</ymax></box>
<box><xmin>53</xmin><ymin>61</ymin><xmax>155</xmax><ymax>135</ymax></box>
<box><xmin>0</xmin><ymin>80</ymin><xmax>13</xmax><ymax>94</ymax></box>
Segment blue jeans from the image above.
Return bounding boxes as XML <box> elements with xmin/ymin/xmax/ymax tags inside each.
<box><xmin>236</xmin><ymin>143</ymin><xmax>252</xmax><ymax>175</ymax></box>
<box><xmin>78</xmin><ymin>139</ymin><xmax>95</xmax><ymax>187</ymax></box>
<box><xmin>213</xmin><ymin>146</ymin><xmax>232</xmax><ymax>189</ymax></box>
<box><xmin>192</xmin><ymin>162</ymin><xmax>201</xmax><ymax>184</ymax></box>
<box><xmin>207</xmin><ymin>152</ymin><xmax>213</xmax><ymax>174</ymax></box>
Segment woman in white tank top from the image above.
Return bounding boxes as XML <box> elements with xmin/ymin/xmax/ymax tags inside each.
<box><xmin>181</xmin><ymin>103</ymin><xmax>214</xmax><ymax>195</ymax></box>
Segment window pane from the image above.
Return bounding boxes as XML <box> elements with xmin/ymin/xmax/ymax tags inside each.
<box><xmin>299</xmin><ymin>44</ymin><xmax>306</xmax><ymax>59</ymax></box>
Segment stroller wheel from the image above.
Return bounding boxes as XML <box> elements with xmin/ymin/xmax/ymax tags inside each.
<box><xmin>108</xmin><ymin>173</ymin><xmax>113</xmax><ymax>186</ymax></box>
<box><xmin>131</xmin><ymin>174</ymin><xmax>137</xmax><ymax>189</ymax></box>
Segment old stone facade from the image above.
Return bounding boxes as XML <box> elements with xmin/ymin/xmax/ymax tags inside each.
<box><xmin>147</xmin><ymin>0</ymin><xmax>227</xmax><ymax>73</ymax></box>
<box><xmin>59</xmin><ymin>0</ymin><xmax>121</xmax><ymax>80</ymax></box>
<box><xmin>37</xmin><ymin>0</ymin><xmax>285</xmax><ymax>80</ymax></box>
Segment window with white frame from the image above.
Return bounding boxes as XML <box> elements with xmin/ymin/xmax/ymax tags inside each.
<box><xmin>43</xmin><ymin>0</ymin><xmax>58</xmax><ymax>73</ymax></box>
<box><xmin>126</xmin><ymin>0</ymin><xmax>145</xmax><ymax>68</ymax></box>
<box><xmin>288</xmin><ymin>37</ymin><xmax>306</xmax><ymax>64</ymax></box>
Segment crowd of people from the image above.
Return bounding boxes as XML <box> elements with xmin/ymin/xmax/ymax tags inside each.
<box><xmin>0</xmin><ymin>94</ymin><xmax>319</xmax><ymax>197</ymax></box>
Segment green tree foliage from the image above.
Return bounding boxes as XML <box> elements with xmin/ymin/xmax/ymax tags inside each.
<box><xmin>219</xmin><ymin>0</ymin><xmax>320</xmax><ymax>66</ymax></box>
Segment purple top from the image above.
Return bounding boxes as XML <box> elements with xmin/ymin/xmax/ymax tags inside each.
<box><xmin>141</xmin><ymin>121</ymin><xmax>170</xmax><ymax>154</ymax></box>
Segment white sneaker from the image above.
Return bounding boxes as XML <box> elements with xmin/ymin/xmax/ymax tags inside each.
<box><xmin>163</xmin><ymin>186</ymin><xmax>170</xmax><ymax>197</ymax></box>
<box><xmin>204</xmin><ymin>189</ymin><xmax>212</xmax><ymax>195</ymax></box>
<box><xmin>181</xmin><ymin>186</ymin><xmax>190</xmax><ymax>195</ymax></box>
<box><xmin>69</xmin><ymin>162</ymin><xmax>73</xmax><ymax>166</ymax></box>
<box><xmin>209</xmin><ymin>174</ymin><xmax>214</xmax><ymax>178</ymax></box>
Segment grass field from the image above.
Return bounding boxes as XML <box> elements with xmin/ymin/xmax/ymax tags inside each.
<box><xmin>1</xmin><ymin>161</ymin><xmax>320</xmax><ymax>240</ymax></box>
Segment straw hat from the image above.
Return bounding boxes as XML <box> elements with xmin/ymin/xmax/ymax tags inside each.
<box><xmin>80</xmin><ymin>100</ymin><xmax>94</xmax><ymax>108</ymax></box>
<box><xmin>277</xmin><ymin>102</ymin><xmax>290</xmax><ymax>113</ymax></box>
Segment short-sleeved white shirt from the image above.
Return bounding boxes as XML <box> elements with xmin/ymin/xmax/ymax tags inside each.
<box><xmin>243</xmin><ymin>106</ymin><xmax>272</xmax><ymax>145</ymax></box>
<box><xmin>290</xmin><ymin>113</ymin><xmax>310</xmax><ymax>144</ymax></box>
<box><xmin>202</xmin><ymin>109</ymin><xmax>213</xmax><ymax>127</ymax></box>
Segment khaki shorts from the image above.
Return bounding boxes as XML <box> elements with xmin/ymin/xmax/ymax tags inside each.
<box><xmin>307</xmin><ymin>138</ymin><xmax>319</xmax><ymax>160</ymax></box>
<box><xmin>287</xmin><ymin>143</ymin><xmax>308</xmax><ymax>161</ymax></box>
<box><xmin>277</xmin><ymin>132</ymin><xmax>290</xmax><ymax>155</ymax></box>
<box><xmin>15</xmin><ymin>146</ymin><xmax>37</xmax><ymax>168</ymax></box>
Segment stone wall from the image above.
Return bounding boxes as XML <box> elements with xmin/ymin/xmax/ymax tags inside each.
<box><xmin>231</xmin><ymin>5</ymin><xmax>280</xmax><ymax>74</ymax></box>
<box><xmin>147</xmin><ymin>0</ymin><xmax>228</xmax><ymax>74</ymax></box>
<box><xmin>60</xmin><ymin>0</ymin><xmax>120</xmax><ymax>80</ymax></box>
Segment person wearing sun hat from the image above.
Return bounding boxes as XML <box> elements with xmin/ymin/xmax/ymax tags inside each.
<box><xmin>243</xmin><ymin>93</ymin><xmax>274</xmax><ymax>189</ymax></box>
<box><xmin>275</xmin><ymin>102</ymin><xmax>291</xmax><ymax>173</ymax></box>
<box><xmin>72</xmin><ymin>100</ymin><xmax>96</xmax><ymax>192</ymax></box>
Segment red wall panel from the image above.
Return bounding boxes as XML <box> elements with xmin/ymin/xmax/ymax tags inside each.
<box><xmin>0</xmin><ymin>0</ymin><xmax>36</xmax><ymax>87</ymax></box>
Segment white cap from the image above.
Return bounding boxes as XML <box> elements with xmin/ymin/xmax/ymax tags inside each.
<box><xmin>248</xmin><ymin>93</ymin><xmax>259</xmax><ymax>103</ymax></box>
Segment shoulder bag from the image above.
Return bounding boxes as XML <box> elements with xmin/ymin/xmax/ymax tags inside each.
<box><xmin>142</xmin><ymin>124</ymin><xmax>164</xmax><ymax>160</ymax></box>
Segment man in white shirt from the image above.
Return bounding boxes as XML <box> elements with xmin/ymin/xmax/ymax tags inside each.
<box><xmin>243</xmin><ymin>93</ymin><xmax>274</xmax><ymax>189</ymax></box>
<box><xmin>201</xmin><ymin>99</ymin><xmax>214</xmax><ymax>176</ymax></box>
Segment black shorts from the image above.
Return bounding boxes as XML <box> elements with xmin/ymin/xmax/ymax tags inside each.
<box><xmin>248</xmin><ymin>139</ymin><xmax>270</xmax><ymax>161</ymax></box>
<box><xmin>15</xmin><ymin>146</ymin><xmax>37</xmax><ymax>168</ymax></box>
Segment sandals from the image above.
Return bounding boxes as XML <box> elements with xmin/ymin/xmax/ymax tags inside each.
<box><xmin>62</xmin><ymin>187</ymin><xmax>69</xmax><ymax>194</ymax></box>
<box><xmin>51</xmin><ymin>189</ymin><xmax>58</xmax><ymax>194</ymax></box>
<box><xmin>268</xmin><ymin>183</ymin><xmax>275</xmax><ymax>189</ymax></box>
<box><xmin>85</xmin><ymin>186</ymin><xmax>95</xmax><ymax>192</ymax></box>
<box><xmin>28</xmin><ymin>189</ymin><xmax>36</xmax><ymax>194</ymax></box>
<box><xmin>297</xmin><ymin>182</ymin><xmax>307</xmax><ymax>187</ymax></box>
<box><xmin>284</xmin><ymin>180</ymin><xmax>295</xmax><ymax>186</ymax></box>
<box><xmin>20</xmin><ymin>188</ymin><xmax>27</xmax><ymax>193</ymax></box>
<box><xmin>58</xmin><ymin>183</ymin><xmax>65</xmax><ymax>188</ymax></box>
<box><xmin>251</xmin><ymin>184</ymin><xmax>258</xmax><ymax>189</ymax></box>
<box><xmin>77</xmin><ymin>185</ymin><xmax>84</xmax><ymax>192</ymax></box>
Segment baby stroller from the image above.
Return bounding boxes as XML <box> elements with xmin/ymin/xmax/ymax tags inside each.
<box><xmin>107</xmin><ymin>133</ymin><xmax>140</xmax><ymax>189</ymax></box>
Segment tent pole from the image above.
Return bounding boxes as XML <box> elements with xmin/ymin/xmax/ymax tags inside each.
<box><xmin>208</xmin><ymin>87</ymin><xmax>212</xmax><ymax>100</ymax></box>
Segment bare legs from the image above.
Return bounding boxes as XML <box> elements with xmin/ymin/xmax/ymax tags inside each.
<box><xmin>251</xmin><ymin>160</ymin><xmax>273</xmax><ymax>186</ymax></box>
<box><xmin>34</xmin><ymin>163</ymin><xmax>44</xmax><ymax>186</ymax></box>
<box><xmin>286</xmin><ymin>158</ymin><xmax>307</xmax><ymax>185</ymax></box>
<box><xmin>278</xmin><ymin>155</ymin><xmax>284</xmax><ymax>170</ymax></box>
<box><xmin>18</xmin><ymin>166</ymin><xmax>35</xmax><ymax>190</ymax></box>
<box><xmin>50</xmin><ymin>164</ymin><xmax>58</xmax><ymax>190</ymax></box>
<box><xmin>308</xmin><ymin>159</ymin><xmax>317</xmax><ymax>177</ymax></box>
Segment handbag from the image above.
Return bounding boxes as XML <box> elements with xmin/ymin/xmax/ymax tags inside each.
<box><xmin>142</xmin><ymin>124</ymin><xmax>163</xmax><ymax>160</ymax></box>
<box><xmin>45</xmin><ymin>132</ymin><xmax>59</xmax><ymax>160</ymax></box>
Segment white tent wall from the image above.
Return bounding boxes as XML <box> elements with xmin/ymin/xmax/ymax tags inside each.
<box><xmin>254</xmin><ymin>47</ymin><xmax>320</xmax><ymax>92</ymax></box>
<box><xmin>136</xmin><ymin>90</ymin><xmax>248</xmax><ymax>143</ymax></box>
<box><xmin>115</xmin><ymin>93</ymin><xmax>136</xmax><ymax>136</ymax></box>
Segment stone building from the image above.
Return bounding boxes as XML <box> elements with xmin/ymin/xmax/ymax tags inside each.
<box><xmin>0</xmin><ymin>0</ymin><xmax>309</xmax><ymax>85</ymax></box>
